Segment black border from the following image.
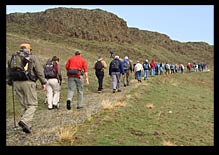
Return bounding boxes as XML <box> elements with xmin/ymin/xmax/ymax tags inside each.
<box><xmin>1</xmin><ymin>0</ymin><xmax>217</xmax><ymax>154</ymax></box>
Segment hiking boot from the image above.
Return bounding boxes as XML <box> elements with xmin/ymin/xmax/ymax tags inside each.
<box><xmin>118</xmin><ymin>90</ymin><xmax>122</xmax><ymax>92</ymax></box>
<box><xmin>77</xmin><ymin>106</ymin><xmax>83</xmax><ymax>109</ymax></box>
<box><xmin>113</xmin><ymin>89</ymin><xmax>116</xmax><ymax>93</ymax></box>
<box><xmin>98</xmin><ymin>90</ymin><xmax>101</xmax><ymax>93</ymax></box>
<box><xmin>18</xmin><ymin>121</ymin><xmax>31</xmax><ymax>134</ymax></box>
<box><xmin>124</xmin><ymin>84</ymin><xmax>126</xmax><ymax>87</ymax></box>
<box><xmin>53</xmin><ymin>104</ymin><xmax>59</xmax><ymax>109</ymax></box>
<box><xmin>66</xmin><ymin>100</ymin><xmax>71</xmax><ymax>110</ymax></box>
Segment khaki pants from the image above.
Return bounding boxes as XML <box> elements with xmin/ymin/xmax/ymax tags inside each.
<box><xmin>14</xmin><ymin>81</ymin><xmax>37</xmax><ymax>128</ymax></box>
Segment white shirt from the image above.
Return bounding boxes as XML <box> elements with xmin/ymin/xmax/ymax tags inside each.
<box><xmin>134</xmin><ymin>63</ymin><xmax>143</xmax><ymax>72</ymax></box>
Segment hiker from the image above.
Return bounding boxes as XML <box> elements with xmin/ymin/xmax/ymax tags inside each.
<box><xmin>155</xmin><ymin>63</ymin><xmax>160</xmax><ymax>75</ymax></box>
<box><xmin>179</xmin><ymin>64</ymin><xmax>184</xmax><ymax>73</ymax></box>
<box><xmin>175</xmin><ymin>64</ymin><xmax>179</xmax><ymax>73</ymax></box>
<box><xmin>109</xmin><ymin>55</ymin><xmax>124</xmax><ymax>93</ymax></box>
<box><xmin>44</xmin><ymin>56</ymin><xmax>62</xmax><ymax>110</ymax></box>
<box><xmin>7</xmin><ymin>43</ymin><xmax>46</xmax><ymax>133</ymax></box>
<box><xmin>65</xmin><ymin>50</ymin><xmax>89</xmax><ymax>110</ymax></box>
<box><xmin>170</xmin><ymin>64</ymin><xmax>175</xmax><ymax>74</ymax></box>
<box><xmin>94</xmin><ymin>56</ymin><xmax>107</xmax><ymax>93</ymax></box>
<box><xmin>122</xmin><ymin>56</ymin><xmax>132</xmax><ymax>87</ymax></box>
<box><xmin>132</xmin><ymin>63</ymin><xmax>136</xmax><ymax>79</ymax></box>
<box><xmin>143</xmin><ymin>59</ymin><xmax>150</xmax><ymax>80</ymax></box>
<box><xmin>110</xmin><ymin>50</ymin><xmax>114</xmax><ymax>58</ymax></box>
<box><xmin>150</xmin><ymin>60</ymin><xmax>156</xmax><ymax>76</ymax></box>
<box><xmin>159</xmin><ymin>63</ymin><xmax>164</xmax><ymax>75</ymax></box>
<box><xmin>134</xmin><ymin>61</ymin><xmax>143</xmax><ymax>83</ymax></box>
<box><xmin>187</xmin><ymin>63</ymin><xmax>192</xmax><ymax>72</ymax></box>
<box><xmin>165</xmin><ymin>63</ymin><xmax>170</xmax><ymax>75</ymax></box>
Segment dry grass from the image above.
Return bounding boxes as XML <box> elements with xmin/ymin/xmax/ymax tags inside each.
<box><xmin>101</xmin><ymin>99</ymin><xmax>127</xmax><ymax>110</ymax></box>
<box><xmin>114</xmin><ymin>101</ymin><xmax>127</xmax><ymax>107</ymax></box>
<box><xmin>146</xmin><ymin>103</ymin><xmax>154</xmax><ymax>109</ymax></box>
<box><xmin>58</xmin><ymin>126</ymin><xmax>78</xmax><ymax>144</ymax></box>
<box><xmin>163</xmin><ymin>140</ymin><xmax>177</xmax><ymax>146</ymax></box>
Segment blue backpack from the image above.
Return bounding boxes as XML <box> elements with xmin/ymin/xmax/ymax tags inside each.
<box><xmin>143</xmin><ymin>63</ymin><xmax>149</xmax><ymax>70</ymax></box>
<box><xmin>123</xmin><ymin>60</ymin><xmax>130</xmax><ymax>70</ymax></box>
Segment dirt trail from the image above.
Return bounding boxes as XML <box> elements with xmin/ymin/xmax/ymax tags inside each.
<box><xmin>6</xmin><ymin>79</ymin><xmax>142</xmax><ymax>146</ymax></box>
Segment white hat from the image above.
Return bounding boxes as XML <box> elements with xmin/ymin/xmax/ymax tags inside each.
<box><xmin>145</xmin><ymin>59</ymin><xmax>148</xmax><ymax>62</ymax></box>
<box><xmin>124</xmin><ymin>56</ymin><xmax>128</xmax><ymax>59</ymax></box>
<box><xmin>115</xmin><ymin>55</ymin><xmax>119</xmax><ymax>59</ymax></box>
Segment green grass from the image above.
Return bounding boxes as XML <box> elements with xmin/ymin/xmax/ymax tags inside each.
<box><xmin>70</xmin><ymin>71</ymin><xmax>213</xmax><ymax>146</ymax></box>
<box><xmin>6</xmin><ymin>33</ymin><xmax>214</xmax><ymax>146</ymax></box>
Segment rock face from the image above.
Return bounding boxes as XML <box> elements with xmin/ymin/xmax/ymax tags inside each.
<box><xmin>7</xmin><ymin>8</ymin><xmax>130</xmax><ymax>43</ymax></box>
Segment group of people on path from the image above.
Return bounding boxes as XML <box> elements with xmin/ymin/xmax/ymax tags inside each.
<box><xmin>7</xmin><ymin>44</ymin><xmax>90</xmax><ymax>134</ymax></box>
<box><xmin>7</xmin><ymin>44</ymin><xmax>208</xmax><ymax>134</ymax></box>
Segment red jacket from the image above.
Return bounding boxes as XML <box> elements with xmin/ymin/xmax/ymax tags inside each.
<box><xmin>150</xmin><ymin>60</ymin><xmax>156</xmax><ymax>69</ymax></box>
<box><xmin>65</xmin><ymin>55</ymin><xmax>88</xmax><ymax>78</ymax></box>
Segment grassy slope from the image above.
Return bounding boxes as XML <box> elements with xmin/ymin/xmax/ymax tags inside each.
<box><xmin>72</xmin><ymin>72</ymin><xmax>213</xmax><ymax>146</ymax></box>
<box><xmin>6</xmin><ymin>33</ymin><xmax>214</xmax><ymax>146</ymax></box>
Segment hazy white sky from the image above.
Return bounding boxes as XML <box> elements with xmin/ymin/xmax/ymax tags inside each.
<box><xmin>6</xmin><ymin>5</ymin><xmax>214</xmax><ymax>45</ymax></box>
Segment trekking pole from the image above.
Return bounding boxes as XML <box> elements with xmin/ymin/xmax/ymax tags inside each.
<box><xmin>12</xmin><ymin>83</ymin><xmax>16</xmax><ymax>128</ymax></box>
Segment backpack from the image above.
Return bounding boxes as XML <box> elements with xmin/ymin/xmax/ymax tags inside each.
<box><xmin>143</xmin><ymin>63</ymin><xmax>149</xmax><ymax>70</ymax></box>
<box><xmin>111</xmin><ymin>59</ymin><xmax>119</xmax><ymax>70</ymax></box>
<box><xmin>123</xmin><ymin>60</ymin><xmax>130</xmax><ymax>70</ymax></box>
<box><xmin>8</xmin><ymin>50</ymin><xmax>35</xmax><ymax>81</ymax></box>
<box><xmin>95</xmin><ymin>61</ymin><xmax>103</xmax><ymax>70</ymax></box>
<box><xmin>44</xmin><ymin>60</ymin><xmax>57</xmax><ymax>78</ymax></box>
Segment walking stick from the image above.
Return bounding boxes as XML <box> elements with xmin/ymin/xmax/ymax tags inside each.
<box><xmin>12</xmin><ymin>83</ymin><xmax>16</xmax><ymax>128</ymax></box>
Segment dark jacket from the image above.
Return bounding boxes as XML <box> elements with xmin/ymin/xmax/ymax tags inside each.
<box><xmin>109</xmin><ymin>58</ymin><xmax>124</xmax><ymax>75</ymax></box>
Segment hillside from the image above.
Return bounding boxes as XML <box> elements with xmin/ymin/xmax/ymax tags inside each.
<box><xmin>6</xmin><ymin>7</ymin><xmax>214</xmax><ymax>66</ymax></box>
<box><xmin>6</xmin><ymin>32</ymin><xmax>213</xmax><ymax>146</ymax></box>
<box><xmin>6</xmin><ymin>8</ymin><xmax>214</xmax><ymax>146</ymax></box>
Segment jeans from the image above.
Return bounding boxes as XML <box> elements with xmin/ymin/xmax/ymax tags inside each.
<box><xmin>151</xmin><ymin>68</ymin><xmax>155</xmax><ymax>76</ymax></box>
<box><xmin>136</xmin><ymin>70</ymin><xmax>142</xmax><ymax>81</ymax></box>
<box><xmin>144</xmin><ymin>70</ymin><xmax>148</xmax><ymax>79</ymax></box>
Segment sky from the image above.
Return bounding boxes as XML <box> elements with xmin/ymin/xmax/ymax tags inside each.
<box><xmin>6</xmin><ymin>5</ymin><xmax>214</xmax><ymax>45</ymax></box>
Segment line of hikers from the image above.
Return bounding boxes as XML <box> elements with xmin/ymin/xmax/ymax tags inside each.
<box><xmin>7</xmin><ymin>44</ymin><xmax>208</xmax><ymax>134</ymax></box>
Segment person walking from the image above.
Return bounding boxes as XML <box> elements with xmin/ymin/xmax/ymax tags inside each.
<box><xmin>110</xmin><ymin>50</ymin><xmax>114</xmax><ymax>58</ymax></box>
<box><xmin>122</xmin><ymin>56</ymin><xmax>132</xmax><ymax>87</ymax></box>
<box><xmin>44</xmin><ymin>56</ymin><xmax>62</xmax><ymax>110</ymax></box>
<box><xmin>7</xmin><ymin>43</ymin><xmax>46</xmax><ymax>133</ymax></box>
<box><xmin>143</xmin><ymin>59</ymin><xmax>150</xmax><ymax>80</ymax></box>
<box><xmin>65</xmin><ymin>51</ymin><xmax>89</xmax><ymax>110</ymax></box>
<box><xmin>150</xmin><ymin>59</ymin><xmax>156</xmax><ymax>76</ymax></box>
<box><xmin>134</xmin><ymin>60</ymin><xmax>143</xmax><ymax>83</ymax></box>
<box><xmin>109</xmin><ymin>55</ymin><xmax>124</xmax><ymax>93</ymax></box>
<box><xmin>94</xmin><ymin>56</ymin><xmax>107</xmax><ymax>93</ymax></box>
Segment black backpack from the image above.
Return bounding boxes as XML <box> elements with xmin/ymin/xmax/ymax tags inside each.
<box><xmin>8</xmin><ymin>50</ymin><xmax>35</xmax><ymax>81</ymax></box>
<box><xmin>44</xmin><ymin>60</ymin><xmax>57</xmax><ymax>78</ymax></box>
<box><xmin>111</xmin><ymin>59</ymin><xmax>119</xmax><ymax>70</ymax></box>
<box><xmin>95</xmin><ymin>61</ymin><xmax>103</xmax><ymax>70</ymax></box>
